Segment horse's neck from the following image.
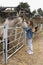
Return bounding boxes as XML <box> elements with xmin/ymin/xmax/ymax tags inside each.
<box><xmin>3</xmin><ymin>17</ymin><xmax>22</xmax><ymax>27</ymax></box>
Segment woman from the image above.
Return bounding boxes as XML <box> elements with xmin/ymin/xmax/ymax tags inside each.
<box><xmin>22</xmin><ymin>20</ymin><xmax>35</xmax><ymax>54</ymax></box>
<box><xmin>22</xmin><ymin>18</ymin><xmax>28</xmax><ymax>28</ymax></box>
<box><xmin>27</xmin><ymin>21</ymin><xmax>35</xmax><ymax>54</ymax></box>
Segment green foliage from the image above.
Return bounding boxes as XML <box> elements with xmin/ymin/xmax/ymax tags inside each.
<box><xmin>19</xmin><ymin>2</ymin><xmax>30</xmax><ymax>9</ymax></box>
<box><xmin>32</xmin><ymin>10</ymin><xmax>36</xmax><ymax>15</ymax></box>
<box><xmin>16</xmin><ymin>2</ymin><xmax>30</xmax><ymax>13</ymax></box>
<box><xmin>37</xmin><ymin>8</ymin><xmax>43</xmax><ymax>16</ymax></box>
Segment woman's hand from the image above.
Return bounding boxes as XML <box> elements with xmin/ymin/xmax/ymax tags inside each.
<box><xmin>32</xmin><ymin>27</ymin><xmax>35</xmax><ymax>32</ymax></box>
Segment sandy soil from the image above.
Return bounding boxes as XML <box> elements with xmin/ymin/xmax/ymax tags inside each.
<box><xmin>0</xmin><ymin>31</ymin><xmax>43</xmax><ymax>65</ymax></box>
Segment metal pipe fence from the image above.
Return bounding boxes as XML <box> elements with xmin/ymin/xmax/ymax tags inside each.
<box><xmin>0</xmin><ymin>23</ymin><xmax>43</xmax><ymax>64</ymax></box>
<box><xmin>0</xmin><ymin>25</ymin><xmax>26</xmax><ymax>64</ymax></box>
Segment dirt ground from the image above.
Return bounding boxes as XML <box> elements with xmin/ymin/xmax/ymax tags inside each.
<box><xmin>0</xmin><ymin>31</ymin><xmax>43</xmax><ymax>65</ymax></box>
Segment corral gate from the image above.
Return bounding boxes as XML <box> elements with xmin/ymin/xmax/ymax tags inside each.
<box><xmin>0</xmin><ymin>23</ymin><xmax>43</xmax><ymax>64</ymax></box>
<box><xmin>0</xmin><ymin>25</ymin><xmax>26</xmax><ymax>64</ymax></box>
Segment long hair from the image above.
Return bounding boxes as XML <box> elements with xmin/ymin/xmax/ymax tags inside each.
<box><xmin>30</xmin><ymin>21</ymin><xmax>34</xmax><ymax>27</ymax></box>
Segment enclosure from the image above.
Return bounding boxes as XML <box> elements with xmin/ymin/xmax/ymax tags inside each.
<box><xmin>0</xmin><ymin>24</ymin><xmax>26</xmax><ymax>64</ymax></box>
<box><xmin>0</xmin><ymin>18</ymin><xmax>43</xmax><ymax>65</ymax></box>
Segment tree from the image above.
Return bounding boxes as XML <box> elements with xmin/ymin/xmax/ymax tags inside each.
<box><xmin>16</xmin><ymin>2</ymin><xmax>30</xmax><ymax>13</ymax></box>
<box><xmin>32</xmin><ymin>10</ymin><xmax>36</xmax><ymax>15</ymax></box>
<box><xmin>19</xmin><ymin>2</ymin><xmax>30</xmax><ymax>9</ymax></box>
<box><xmin>37</xmin><ymin>8</ymin><xmax>43</xmax><ymax>16</ymax></box>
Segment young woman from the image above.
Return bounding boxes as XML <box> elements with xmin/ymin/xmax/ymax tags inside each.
<box><xmin>27</xmin><ymin>21</ymin><xmax>35</xmax><ymax>54</ymax></box>
<box><xmin>22</xmin><ymin>20</ymin><xmax>35</xmax><ymax>54</ymax></box>
<box><xmin>22</xmin><ymin>18</ymin><xmax>28</xmax><ymax>28</ymax></box>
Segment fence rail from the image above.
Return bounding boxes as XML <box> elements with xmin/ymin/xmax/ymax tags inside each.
<box><xmin>0</xmin><ymin>23</ymin><xmax>43</xmax><ymax>64</ymax></box>
<box><xmin>0</xmin><ymin>25</ymin><xmax>26</xmax><ymax>64</ymax></box>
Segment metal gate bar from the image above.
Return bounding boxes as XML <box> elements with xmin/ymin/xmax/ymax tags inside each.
<box><xmin>3</xmin><ymin>25</ymin><xmax>26</xmax><ymax>64</ymax></box>
<box><xmin>0</xmin><ymin>25</ymin><xmax>26</xmax><ymax>64</ymax></box>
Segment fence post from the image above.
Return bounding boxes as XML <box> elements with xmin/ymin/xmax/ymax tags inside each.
<box><xmin>15</xmin><ymin>26</ymin><xmax>17</xmax><ymax>40</ymax></box>
<box><xmin>3</xmin><ymin>25</ymin><xmax>8</xmax><ymax>64</ymax></box>
<box><xmin>23</xmin><ymin>30</ymin><xmax>26</xmax><ymax>45</ymax></box>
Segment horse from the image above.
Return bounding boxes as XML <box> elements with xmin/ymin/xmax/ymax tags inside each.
<box><xmin>0</xmin><ymin>16</ymin><xmax>23</xmax><ymax>51</ymax></box>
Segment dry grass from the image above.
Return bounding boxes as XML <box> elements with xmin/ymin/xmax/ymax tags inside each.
<box><xmin>0</xmin><ymin>31</ymin><xmax>43</xmax><ymax>65</ymax></box>
<box><xmin>0</xmin><ymin>17</ymin><xmax>43</xmax><ymax>65</ymax></box>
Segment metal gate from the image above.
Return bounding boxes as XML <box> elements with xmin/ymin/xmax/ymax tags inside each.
<box><xmin>0</xmin><ymin>26</ymin><xmax>4</xmax><ymax>64</ymax></box>
<box><xmin>2</xmin><ymin>25</ymin><xmax>26</xmax><ymax>64</ymax></box>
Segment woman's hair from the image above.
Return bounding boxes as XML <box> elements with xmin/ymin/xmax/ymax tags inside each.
<box><xmin>30</xmin><ymin>21</ymin><xmax>34</xmax><ymax>27</ymax></box>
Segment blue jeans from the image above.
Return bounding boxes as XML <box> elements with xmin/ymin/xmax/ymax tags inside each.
<box><xmin>28</xmin><ymin>39</ymin><xmax>33</xmax><ymax>52</ymax></box>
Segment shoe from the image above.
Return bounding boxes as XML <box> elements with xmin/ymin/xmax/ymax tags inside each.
<box><xmin>27</xmin><ymin>50</ymin><xmax>33</xmax><ymax>54</ymax></box>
